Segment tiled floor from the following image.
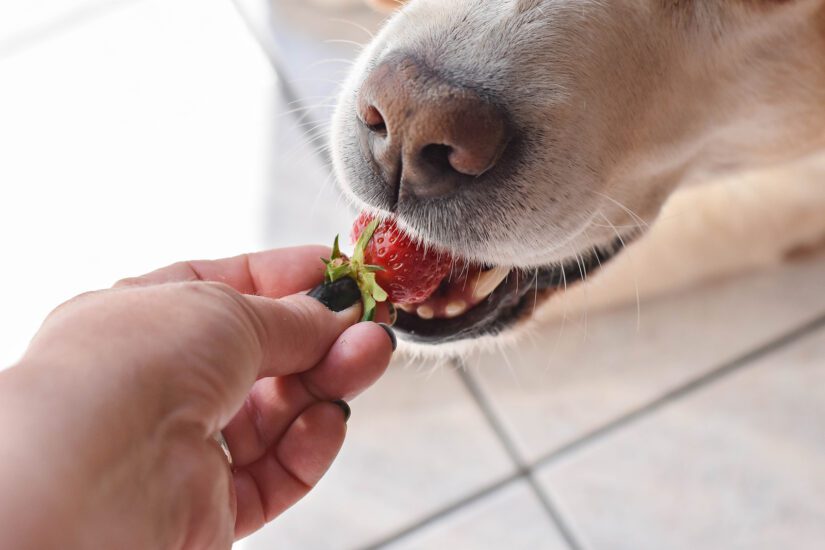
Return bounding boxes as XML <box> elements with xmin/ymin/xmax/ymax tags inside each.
<box><xmin>3</xmin><ymin>1</ymin><xmax>825</xmax><ymax>549</ymax></box>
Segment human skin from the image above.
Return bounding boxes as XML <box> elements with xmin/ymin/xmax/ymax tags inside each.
<box><xmin>0</xmin><ymin>246</ymin><xmax>394</xmax><ymax>549</ymax></box>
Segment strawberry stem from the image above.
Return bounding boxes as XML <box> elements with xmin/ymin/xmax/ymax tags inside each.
<box><xmin>322</xmin><ymin>219</ymin><xmax>388</xmax><ymax>322</ymax></box>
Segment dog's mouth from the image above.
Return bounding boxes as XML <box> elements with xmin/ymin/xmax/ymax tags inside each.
<box><xmin>394</xmin><ymin>235</ymin><xmax>632</xmax><ymax>344</ymax></box>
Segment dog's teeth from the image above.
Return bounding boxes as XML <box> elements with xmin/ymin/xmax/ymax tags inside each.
<box><xmin>473</xmin><ymin>267</ymin><xmax>510</xmax><ymax>300</ymax></box>
<box><xmin>416</xmin><ymin>305</ymin><xmax>435</xmax><ymax>319</ymax></box>
<box><xmin>398</xmin><ymin>303</ymin><xmax>415</xmax><ymax>313</ymax></box>
<box><xmin>445</xmin><ymin>300</ymin><xmax>467</xmax><ymax>318</ymax></box>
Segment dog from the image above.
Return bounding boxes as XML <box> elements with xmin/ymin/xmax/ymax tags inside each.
<box><xmin>325</xmin><ymin>0</ymin><xmax>825</xmax><ymax>352</ymax></box>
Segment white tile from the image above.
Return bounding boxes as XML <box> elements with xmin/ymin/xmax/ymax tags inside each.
<box><xmin>239</xmin><ymin>363</ymin><xmax>515</xmax><ymax>550</ymax></box>
<box><xmin>536</xmin><ymin>326</ymin><xmax>825</xmax><ymax>550</ymax></box>
<box><xmin>385</xmin><ymin>481</ymin><xmax>569</xmax><ymax>550</ymax></box>
<box><xmin>468</xmin><ymin>257</ymin><xmax>825</xmax><ymax>462</ymax></box>
<box><xmin>0</xmin><ymin>0</ymin><xmax>276</xmax><ymax>367</ymax></box>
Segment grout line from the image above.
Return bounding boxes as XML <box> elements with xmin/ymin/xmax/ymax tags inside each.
<box><xmin>358</xmin><ymin>472</ymin><xmax>523</xmax><ymax>550</ymax></box>
<box><xmin>532</xmin><ymin>310</ymin><xmax>825</xmax><ymax>470</ymax></box>
<box><xmin>361</xmin><ymin>311</ymin><xmax>825</xmax><ymax>549</ymax></box>
<box><xmin>0</xmin><ymin>0</ymin><xmax>145</xmax><ymax>60</ymax></box>
<box><xmin>229</xmin><ymin>0</ymin><xmax>333</xmax><ymax>168</ymax></box>
<box><xmin>454</xmin><ymin>360</ymin><xmax>583</xmax><ymax>550</ymax></box>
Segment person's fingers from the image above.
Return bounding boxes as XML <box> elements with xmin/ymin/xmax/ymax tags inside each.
<box><xmin>233</xmin><ymin>402</ymin><xmax>347</xmax><ymax>539</ymax></box>
<box><xmin>300</xmin><ymin>321</ymin><xmax>396</xmax><ymax>401</ymax></box>
<box><xmin>186</xmin><ymin>290</ymin><xmax>364</xmax><ymax>429</ymax></box>
<box><xmin>114</xmin><ymin>246</ymin><xmax>331</xmax><ymax>298</ymax></box>
<box><xmin>221</xmin><ymin>321</ymin><xmax>394</xmax><ymax>467</ymax></box>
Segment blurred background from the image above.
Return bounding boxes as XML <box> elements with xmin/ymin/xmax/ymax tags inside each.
<box><xmin>1</xmin><ymin>1</ymin><xmax>824</xmax><ymax>549</ymax></box>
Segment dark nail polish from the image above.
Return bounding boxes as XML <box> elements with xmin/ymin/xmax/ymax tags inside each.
<box><xmin>378</xmin><ymin>323</ymin><xmax>397</xmax><ymax>351</ymax></box>
<box><xmin>332</xmin><ymin>400</ymin><xmax>351</xmax><ymax>422</ymax></box>
<box><xmin>309</xmin><ymin>278</ymin><xmax>361</xmax><ymax>312</ymax></box>
<box><xmin>387</xmin><ymin>302</ymin><xmax>398</xmax><ymax>326</ymax></box>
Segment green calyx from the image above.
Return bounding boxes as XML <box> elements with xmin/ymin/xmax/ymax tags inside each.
<box><xmin>322</xmin><ymin>219</ymin><xmax>388</xmax><ymax>322</ymax></box>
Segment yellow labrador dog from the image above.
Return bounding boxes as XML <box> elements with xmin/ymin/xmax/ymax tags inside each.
<box><xmin>323</xmin><ymin>0</ymin><xmax>825</xmax><ymax>351</ymax></box>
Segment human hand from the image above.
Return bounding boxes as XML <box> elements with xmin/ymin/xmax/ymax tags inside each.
<box><xmin>0</xmin><ymin>246</ymin><xmax>395</xmax><ymax>549</ymax></box>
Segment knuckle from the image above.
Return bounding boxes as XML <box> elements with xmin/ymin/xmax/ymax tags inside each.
<box><xmin>46</xmin><ymin>289</ymin><xmax>106</xmax><ymax>319</ymax></box>
<box><xmin>282</xmin><ymin>297</ymin><xmax>326</xmax><ymax>340</ymax></box>
<box><xmin>187</xmin><ymin>282</ymin><xmax>266</xmax><ymax>360</ymax></box>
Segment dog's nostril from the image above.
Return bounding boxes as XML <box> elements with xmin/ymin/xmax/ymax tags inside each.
<box><xmin>419</xmin><ymin>144</ymin><xmax>454</xmax><ymax>174</ymax></box>
<box><xmin>363</xmin><ymin>105</ymin><xmax>387</xmax><ymax>135</ymax></box>
<box><xmin>355</xmin><ymin>54</ymin><xmax>510</xmax><ymax>200</ymax></box>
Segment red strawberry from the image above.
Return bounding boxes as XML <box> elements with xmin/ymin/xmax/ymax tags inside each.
<box><xmin>351</xmin><ymin>213</ymin><xmax>452</xmax><ymax>305</ymax></box>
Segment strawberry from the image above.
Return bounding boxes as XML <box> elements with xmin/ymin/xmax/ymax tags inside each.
<box><xmin>350</xmin><ymin>213</ymin><xmax>453</xmax><ymax>306</ymax></box>
<box><xmin>321</xmin><ymin>214</ymin><xmax>452</xmax><ymax>321</ymax></box>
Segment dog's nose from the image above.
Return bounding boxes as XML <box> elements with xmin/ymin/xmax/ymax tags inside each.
<box><xmin>356</xmin><ymin>55</ymin><xmax>509</xmax><ymax>200</ymax></box>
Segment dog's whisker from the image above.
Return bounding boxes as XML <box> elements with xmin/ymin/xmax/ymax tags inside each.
<box><xmin>306</xmin><ymin>58</ymin><xmax>357</xmax><ymax>70</ymax></box>
<box><xmin>284</xmin><ymin>75</ymin><xmax>352</xmax><ymax>87</ymax></box>
<box><xmin>291</xmin><ymin>117</ymin><xmax>332</xmax><ymax>131</ymax></box>
<box><xmin>600</xmin><ymin>211</ymin><xmax>642</xmax><ymax>332</ymax></box>
<box><xmin>297</xmin><ymin>128</ymin><xmax>332</xmax><ymax>146</ymax></box>
<box><xmin>326</xmin><ymin>17</ymin><xmax>376</xmax><ymax>40</ymax></box>
<box><xmin>588</xmin><ymin>221</ymin><xmax>648</xmax><ymax>230</ymax></box>
<box><xmin>276</xmin><ymin>102</ymin><xmax>338</xmax><ymax>119</ymax></box>
<box><xmin>297</xmin><ymin>129</ymin><xmax>334</xmax><ymax>150</ymax></box>
<box><xmin>308</xmin><ymin>171</ymin><xmax>341</xmax><ymax>219</ymax></box>
<box><xmin>496</xmin><ymin>336</ymin><xmax>522</xmax><ymax>388</ymax></box>
<box><xmin>570</xmin><ymin>241</ymin><xmax>589</xmax><ymax>344</ymax></box>
<box><xmin>324</xmin><ymin>38</ymin><xmax>367</xmax><ymax>50</ymax></box>
<box><xmin>277</xmin><ymin>101</ymin><xmax>334</xmax><ymax>115</ymax></box>
<box><xmin>590</xmin><ymin>189</ymin><xmax>650</xmax><ymax>230</ymax></box>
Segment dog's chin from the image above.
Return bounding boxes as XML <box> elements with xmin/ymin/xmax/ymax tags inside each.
<box><xmin>392</xmin><ymin>234</ymin><xmax>633</xmax><ymax>346</ymax></box>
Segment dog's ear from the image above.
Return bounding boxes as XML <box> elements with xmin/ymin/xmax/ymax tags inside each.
<box><xmin>366</xmin><ymin>0</ymin><xmax>406</xmax><ymax>13</ymax></box>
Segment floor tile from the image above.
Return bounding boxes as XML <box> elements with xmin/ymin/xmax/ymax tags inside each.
<box><xmin>238</xmin><ymin>362</ymin><xmax>515</xmax><ymax>550</ymax></box>
<box><xmin>0</xmin><ymin>0</ymin><xmax>275</xmax><ymax>367</ymax></box>
<box><xmin>384</xmin><ymin>481</ymin><xmax>569</xmax><ymax>550</ymax></box>
<box><xmin>536</xmin><ymin>325</ymin><xmax>825</xmax><ymax>550</ymax></box>
<box><xmin>261</xmin><ymin>87</ymin><xmax>354</xmax><ymax>249</ymax></box>
<box><xmin>468</xmin><ymin>257</ymin><xmax>825</xmax><ymax>463</ymax></box>
<box><xmin>266</xmin><ymin>0</ymin><xmax>387</xmax><ymax>122</ymax></box>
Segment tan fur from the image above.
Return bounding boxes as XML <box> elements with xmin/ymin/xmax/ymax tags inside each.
<box><xmin>537</xmin><ymin>153</ymin><xmax>825</xmax><ymax>323</ymax></box>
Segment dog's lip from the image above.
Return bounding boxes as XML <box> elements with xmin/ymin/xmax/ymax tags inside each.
<box><xmin>393</xmin><ymin>234</ymin><xmax>634</xmax><ymax>344</ymax></box>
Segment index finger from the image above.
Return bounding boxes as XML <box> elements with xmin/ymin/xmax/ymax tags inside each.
<box><xmin>115</xmin><ymin>245</ymin><xmax>331</xmax><ymax>298</ymax></box>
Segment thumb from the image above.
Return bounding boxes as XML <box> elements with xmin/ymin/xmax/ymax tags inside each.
<box><xmin>180</xmin><ymin>280</ymin><xmax>365</xmax><ymax>429</ymax></box>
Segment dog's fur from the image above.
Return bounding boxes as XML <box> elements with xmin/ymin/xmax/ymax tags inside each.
<box><xmin>328</xmin><ymin>0</ymin><xmax>825</xmax><ymax>353</ymax></box>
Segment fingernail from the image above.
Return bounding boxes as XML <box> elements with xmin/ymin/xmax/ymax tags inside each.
<box><xmin>387</xmin><ymin>302</ymin><xmax>398</xmax><ymax>326</ymax></box>
<box><xmin>308</xmin><ymin>278</ymin><xmax>361</xmax><ymax>312</ymax></box>
<box><xmin>332</xmin><ymin>400</ymin><xmax>351</xmax><ymax>423</ymax></box>
<box><xmin>378</xmin><ymin>323</ymin><xmax>397</xmax><ymax>351</ymax></box>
